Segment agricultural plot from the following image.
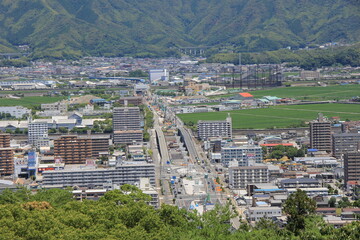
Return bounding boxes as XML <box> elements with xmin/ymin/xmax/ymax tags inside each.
<box><xmin>177</xmin><ymin>103</ymin><xmax>360</xmax><ymax>129</ymax></box>
<box><xmin>249</xmin><ymin>85</ymin><xmax>360</xmax><ymax>101</ymax></box>
<box><xmin>0</xmin><ymin>96</ymin><xmax>66</xmax><ymax>107</ymax></box>
<box><xmin>209</xmin><ymin>85</ymin><xmax>360</xmax><ymax>101</ymax></box>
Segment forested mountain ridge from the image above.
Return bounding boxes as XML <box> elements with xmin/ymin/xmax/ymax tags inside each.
<box><xmin>0</xmin><ymin>0</ymin><xmax>359</xmax><ymax>59</ymax></box>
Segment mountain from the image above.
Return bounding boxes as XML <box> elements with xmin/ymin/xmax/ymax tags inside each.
<box><xmin>0</xmin><ymin>0</ymin><xmax>359</xmax><ymax>59</ymax></box>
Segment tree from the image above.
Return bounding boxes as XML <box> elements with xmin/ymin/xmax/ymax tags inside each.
<box><xmin>283</xmin><ymin>189</ymin><xmax>316</xmax><ymax>233</ymax></box>
<box><xmin>328</xmin><ymin>197</ymin><xmax>336</xmax><ymax>207</ymax></box>
<box><xmin>58</xmin><ymin>127</ymin><xmax>68</xmax><ymax>133</ymax></box>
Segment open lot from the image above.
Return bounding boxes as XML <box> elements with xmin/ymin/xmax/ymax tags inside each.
<box><xmin>0</xmin><ymin>96</ymin><xmax>66</xmax><ymax>107</ymax></box>
<box><xmin>177</xmin><ymin>103</ymin><xmax>360</xmax><ymax>129</ymax></box>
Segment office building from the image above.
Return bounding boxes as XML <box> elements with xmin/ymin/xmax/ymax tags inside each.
<box><xmin>310</xmin><ymin>113</ymin><xmax>332</xmax><ymax>152</ymax></box>
<box><xmin>113</xmin><ymin>107</ymin><xmax>141</xmax><ymax>131</ymax></box>
<box><xmin>42</xmin><ymin>162</ymin><xmax>155</xmax><ymax>188</ymax></box>
<box><xmin>221</xmin><ymin>144</ymin><xmax>263</xmax><ymax>167</ymax></box>
<box><xmin>28</xmin><ymin>120</ymin><xmax>49</xmax><ymax>148</ymax></box>
<box><xmin>229</xmin><ymin>165</ymin><xmax>269</xmax><ymax>189</ymax></box>
<box><xmin>197</xmin><ymin>114</ymin><xmax>232</xmax><ymax>140</ymax></box>
<box><xmin>149</xmin><ymin>69</ymin><xmax>169</xmax><ymax>82</ymax></box>
<box><xmin>113</xmin><ymin>130</ymin><xmax>143</xmax><ymax>145</ymax></box>
<box><xmin>54</xmin><ymin>135</ymin><xmax>92</xmax><ymax>164</ymax></box>
<box><xmin>0</xmin><ymin>133</ymin><xmax>13</xmax><ymax>176</ymax></box>
<box><xmin>332</xmin><ymin>133</ymin><xmax>360</xmax><ymax>158</ymax></box>
<box><xmin>344</xmin><ymin>151</ymin><xmax>360</xmax><ymax>183</ymax></box>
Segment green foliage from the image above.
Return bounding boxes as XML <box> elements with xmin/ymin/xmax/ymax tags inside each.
<box><xmin>208</xmin><ymin>43</ymin><xmax>360</xmax><ymax>69</ymax></box>
<box><xmin>129</xmin><ymin>70</ymin><xmax>148</xmax><ymax>78</ymax></box>
<box><xmin>1</xmin><ymin>186</ymin><xmax>360</xmax><ymax>239</ymax></box>
<box><xmin>0</xmin><ymin>0</ymin><xmax>359</xmax><ymax>58</ymax></box>
<box><xmin>283</xmin><ymin>189</ymin><xmax>317</xmax><ymax>234</ymax></box>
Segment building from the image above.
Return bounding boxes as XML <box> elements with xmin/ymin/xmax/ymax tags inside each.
<box><xmin>113</xmin><ymin>130</ymin><xmax>143</xmax><ymax>145</ymax></box>
<box><xmin>41</xmin><ymin>102</ymin><xmax>67</xmax><ymax>114</ymax></box>
<box><xmin>87</xmin><ymin>135</ymin><xmax>110</xmax><ymax>158</ymax></box>
<box><xmin>113</xmin><ymin>107</ymin><xmax>141</xmax><ymax>131</ymax></box>
<box><xmin>139</xmin><ymin>178</ymin><xmax>159</xmax><ymax>208</ymax></box>
<box><xmin>246</xmin><ymin>206</ymin><xmax>282</xmax><ymax>222</ymax></box>
<box><xmin>42</xmin><ymin>162</ymin><xmax>155</xmax><ymax>188</ymax></box>
<box><xmin>229</xmin><ymin>165</ymin><xmax>269</xmax><ymax>189</ymax></box>
<box><xmin>28</xmin><ymin>120</ymin><xmax>49</xmax><ymax>148</ymax></box>
<box><xmin>221</xmin><ymin>144</ymin><xmax>263</xmax><ymax>167</ymax></box>
<box><xmin>344</xmin><ymin>151</ymin><xmax>360</xmax><ymax>183</ymax></box>
<box><xmin>113</xmin><ymin>107</ymin><xmax>142</xmax><ymax>145</ymax></box>
<box><xmin>0</xmin><ymin>106</ymin><xmax>31</xmax><ymax>119</ymax></box>
<box><xmin>300</xmin><ymin>70</ymin><xmax>320</xmax><ymax>80</ymax></box>
<box><xmin>310</xmin><ymin>113</ymin><xmax>332</xmax><ymax>152</ymax></box>
<box><xmin>279</xmin><ymin>178</ymin><xmax>321</xmax><ymax>189</ymax></box>
<box><xmin>118</xmin><ymin>97</ymin><xmax>143</xmax><ymax>106</ymax></box>
<box><xmin>197</xmin><ymin>114</ymin><xmax>232</xmax><ymax>140</ymax></box>
<box><xmin>149</xmin><ymin>69</ymin><xmax>169</xmax><ymax>82</ymax></box>
<box><xmin>54</xmin><ymin>135</ymin><xmax>92</xmax><ymax>164</ymax></box>
<box><xmin>332</xmin><ymin>133</ymin><xmax>360</xmax><ymax>158</ymax></box>
<box><xmin>0</xmin><ymin>133</ymin><xmax>13</xmax><ymax>176</ymax></box>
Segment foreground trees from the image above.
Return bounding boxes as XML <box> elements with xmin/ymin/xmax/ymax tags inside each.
<box><xmin>0</xmin><ymin>187</ymin><xmax>359</xmax><ymax>240</ymax></box>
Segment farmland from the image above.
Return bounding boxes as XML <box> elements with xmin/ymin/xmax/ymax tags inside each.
<box><xmin>209</xmin><ymin>84</ymin><xmax>360</xmax><ymax>101</ymax></box>
<box><xmin>0</xmin><ymin>96</ymin><xmax>66</xmax><ymax>107</ymax></box>
<box><xmin>177</xmin><ymin>103</ymin><xmax>360</xmax><ymax>129</ymax></box>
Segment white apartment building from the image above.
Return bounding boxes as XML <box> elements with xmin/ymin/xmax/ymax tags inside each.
<box><xmin>197</xmin><ymin>115</ymin><xmax>232</xmax><ymax>140</ymax></box>
<box><xmin>221</xmin><ymin>144</ymin><xmax>263</xmax><ymax>167</ymax></box>
<box><xmin>229</xmin><ymin>165</ymin><xmax>269</xmax><ymax>189</ymax></box>
<box><xmin>0</xmin><ymin>106</ymin><xmax>31</xmax><ymax>119</ymax></box>
<box><xmin>41</xmin><ymin>102</ymin><xmax>67</xmax><ymax>113</ymax></box>
<box><xmin>28</xmin><ymin>120</ymin><xmax>49</xmax><ymax>148</ymax></box>
<box><xmin>42</xmin><ymin>162</ymin><xmax>155</xmax><ymax>188</ymax></box>
<box><xmin>246</xmin><ymin>207</ymin><xmax>282</xmax><ymax>222</ymax></box>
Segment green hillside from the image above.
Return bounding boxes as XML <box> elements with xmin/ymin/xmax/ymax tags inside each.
<box><xmin>0</xmin><ymin>0</ymin><xmax>359</xmax><ymax>58</ymax></box>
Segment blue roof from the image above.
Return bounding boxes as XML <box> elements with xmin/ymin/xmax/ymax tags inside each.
<box><xmin>307</xmin><ymin>149</ymin><xmax>318</xmax><ymax>152</ymax></box>
<box><xmin>254</xmin><ymin>189</ymin><xmax>282</xmax><ymax>192</ymax></box>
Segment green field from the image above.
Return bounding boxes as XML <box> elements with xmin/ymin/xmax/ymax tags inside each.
<box><xmin>178</xmin><ymin>103</ymin><xmax>360</xmax><ymax>129</ymax></box>
<box><xmin>0</xmin><ymin>96</ymin><xmax>66</xmax><ymax>107</ymax></box>
<box><xmin>209</xmin><ymin>85</ymin><xmax>360</xmax><ymax>101</ymax></box>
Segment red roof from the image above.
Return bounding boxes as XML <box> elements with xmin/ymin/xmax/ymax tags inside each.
<box><xmin>260</xmin><ymin>143</ymin><xmax>294</xmax><ymax>147</ymax></box>
<box><xmin>239</xmin><ymin>92</ymin><xmax>253</xmax><ymax>98</ymax></box>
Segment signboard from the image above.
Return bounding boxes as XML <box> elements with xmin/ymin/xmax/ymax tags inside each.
<box><xmin>38</xmin><ymin>167</ymin><xmax>55</xmax><ymax>172</ymax></box>
<box><xmin>28</xmin><ymin>151</ymin><xmax>37</xmax><ymax>170</ymax></box>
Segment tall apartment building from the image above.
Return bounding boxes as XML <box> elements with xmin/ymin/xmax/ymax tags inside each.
<box><xmin>229</xmin><ymin>165</ymin><xmax>269</xmax><ymax>189</ymax></box>
<box><xmin>0</xmin><ymin>133</ymin><xmax>14</xmax><ymax>176</ymax></box>
<box><xmin>197</xmin><ymin>114</ymin><xmax>232</xmax><ymax>140</ymax></box>
<box><xmin>221</xmin><ymin>144</ymin><xmax>263</xmax><ymax>167</ymax></box>
<box><xmin>113</xmin><ymin>107</ymin><xmax>141</xmax><ymax>131</ymax></box>
<box><xmin>310</xmin><ymin>113</ymin><xmax>332</xmax><ymax>152</ymax></box>
<box><xmin>42</xmin><ymin>162</ymin><xmax>155</xmax><ymax>188</ymax></box>
<box><xmin>54</xmin><ymin>135</ymin><xmax>92</xmax><ymax>164</ymax></box>
<box><xmin>344</xmin><ymin>151</ymin><xmax>360</xmax><ymax>183</ymax></box>
<box><xmin>332</xmin><ymin>133</ymin><xmax>360</xmax><ymax>158</ymax></box>
<box><xmin>88</xmin><ymin>135</ymin><xmax>110</xmax><ymax>158</ymax></box>
<box><xmin>28</xmin><ymin>120</ymin><xmax>49</xmax><ymax>148</ymax></box>
<box><xmin>113</xmin><ymin>107</ymin><xmax>143</xmax><ymax>144</ymax></box>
